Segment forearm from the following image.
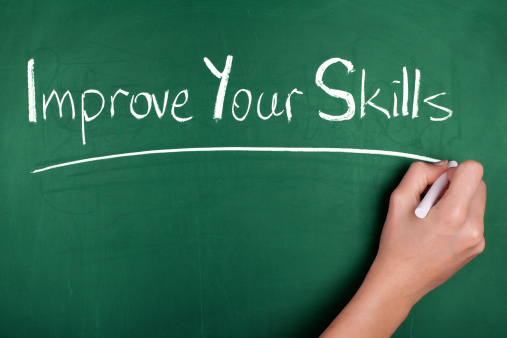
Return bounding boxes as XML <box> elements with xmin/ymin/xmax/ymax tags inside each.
<box><xmin>321</xmin><ymin>263</ymin><xmax>417</xmax><ymax>338</ymax></box>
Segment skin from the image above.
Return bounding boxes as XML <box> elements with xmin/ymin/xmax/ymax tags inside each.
<box><xmin>321</xmin><ymin>160</ymin><xmax>487</xmax><ymax>338</ymax></box>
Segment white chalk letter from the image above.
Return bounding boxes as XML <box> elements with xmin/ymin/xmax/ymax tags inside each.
<box><xmin>81</xmin><ymin>89</ymin><xmax>105</xmax><ymax>145</ymax></box>
<box><xmin>361</xmin><ymin>69</ymin><xmax>390</xmax><ymax>119</ymax></box>
<box><xmin>110</xmin><ymin>89</ymin><xmax>129</xmax><ymax>117</ymax></box>
<box><xmin>43</xmin><ymin>90</ymin><xmax>76</xmax><ymax>120</ymax></box>
<box><xmin>130</xmin><ymin>92</ymin><xmax>152</xmax><ymax>119</ymax></box>
<box><xmin>393</xmin><ymin>94</ymin><xmax>398</xmax><ymax>117</ymax></box>
<box><xmin>392</xmin><ymin>80</ymin><xmax>400</xmax><ymax>117</ymax></box>
<box><xmin>257</xmin><ymin>93</ymin><xmax>285</xmax><ymax>120</ymax></box>
<box><xmin>232</xmin><ymin>89</ymin><xmax>251</xmax><ymax>121</ymax></box>
<box><xmin>152</xmin><ymin>90</ymin><xmax>170</xmax><ymax>118</ymax></box>
<box><xmin>257</xmin><ymin>93</ymin><xmax>268</xmax><ymax>120</ymax></box>
<box><xmin>285</xmin><ymin>88</ymin><xmax>303</xmax><ymax>122</ymax></box>
<box><xmin>402</xmin><ymin>67</ymin><xmax>421</xmax><ymax>118</ymax></box>
<box><xmin>412</xmin><ymin>69</ymin><xmax>420</xmax><ymax>118</ymax></box>
<box><xmin>271</xmin><ymin>93</ymin><xmax>284</xmax><ymax>117</ymax></box>
<box><xmin>425</xmin><ymin>93</ymin><xmax>452</xmax><ymax>121</ymax></box>
<box><xmin>315</xmin><ymin>58</ymin><xmax>356</xmax><ymax>121</ymax></box>
<box><xmin>402</xmin><ymin>67</ymin><xmax>409</xmax><ymax>116</ymax></box>
<box><xmin>28</xmin><ymin>59</ymin><xmax>36</xmax><ymax>122</ymax></box>
<box><xmin>171</xmin><ymin>90</ymin><xmax>191</xmax><ymax>122</ymax></box>
<box><xmin>204</xmin><ymin>55</ymin><xmax>233</xmax><ymax>120</ymax></box>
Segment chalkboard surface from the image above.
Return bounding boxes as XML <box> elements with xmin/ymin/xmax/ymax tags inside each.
<box><xmin>1</xmin><ymin>0</ymin><xmax>506</xmax><ymax>336</ymax></box>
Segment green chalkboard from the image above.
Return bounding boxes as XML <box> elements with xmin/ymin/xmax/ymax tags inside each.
<box><xmin>1</xmin><ymin>0</ymin><xmax>506</xmax><ymax>336</ymax></box>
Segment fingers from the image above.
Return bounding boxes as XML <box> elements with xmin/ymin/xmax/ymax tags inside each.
<box><xmin>436</xmin><ymin>161</ymin><xmax>484</xmax><ymax>217</ymax></box>
<box><xmin>391</xmin><ymin>161</ymin><xmax>449</xmax><ymax>210</ymax></box>
<box><xmin>446</xmin><ymin>167</ymin><xmax>457</xmax><ymax>181</ymax></box>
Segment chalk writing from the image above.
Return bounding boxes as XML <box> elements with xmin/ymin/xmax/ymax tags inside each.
<box><xmin>28</xmin><ymin>56</ymin><xmax>452</xmax><ymax>145</ymax></box>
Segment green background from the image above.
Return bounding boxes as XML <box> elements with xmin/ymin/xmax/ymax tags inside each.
<box><xmin>1</xmin><ymin>0</ymin><xmax>506</xmax><ymax>336</ymax></box>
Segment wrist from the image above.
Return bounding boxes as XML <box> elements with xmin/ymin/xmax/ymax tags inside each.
<box><xmin>322</xmin><ymin>264</ymin><xmax>417</xmax><ymax>338</ymax></box>
<box><xmin>360</xmin><ymin>259</ymin><xmax>420</xmax><ymax>316</ymax></box>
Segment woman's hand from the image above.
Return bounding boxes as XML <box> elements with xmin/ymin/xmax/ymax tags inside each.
<box><xmin>321</xmin><ymin>160</ymin><xmax>486</xmax><ymax>338</ymax></box>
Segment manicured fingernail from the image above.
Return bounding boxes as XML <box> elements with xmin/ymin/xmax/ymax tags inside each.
<box><xmin>434</xmin><ymin>160</ymin><xmax>448</xmax><ymax>166</ymax></box>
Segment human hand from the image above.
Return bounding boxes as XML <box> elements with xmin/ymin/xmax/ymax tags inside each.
<box><xmin>369</xmin><ymin>160</ymin><xmax>486</xmax><ymax>305</ymax></box>
<box><xmin>321</xmin><ymin>160</ymin><xmax>486</xmax><ymax>338</ymax></box>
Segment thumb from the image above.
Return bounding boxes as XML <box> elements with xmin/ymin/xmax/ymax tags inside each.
<box><xmin>391</xmin><ymin>160</ymin><xmax>449</xmax><ymax>210</ymax></box>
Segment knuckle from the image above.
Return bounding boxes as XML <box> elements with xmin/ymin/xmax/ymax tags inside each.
<box><xmin>477</xmin><ymin>238</ymin><xmax>486</xmax><ymax>254</ymax></box>
<box><xmin>474</xmin><ymin>238</ymin><xmax>486</xmax><ymax>254</ymax></box>
<box><xmin>409</xmin><ymin>161</ymin><xmax>426</xmax><ymax>173</ymax></box>
<box><xmin>467</xmin><ymin>228</ymin><xmax>484</xmax><ymax>246</ymax></box>
<box><xmin>461</xmin><ymin>160</ymin><xmax>484</xmax><ymax>179</ymax></box>
<box><xmin>444</xmin><ymin>202</ymin><xmax>468</xmax><ymax>225</ymax></box>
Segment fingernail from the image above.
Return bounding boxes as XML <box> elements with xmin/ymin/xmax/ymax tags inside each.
<box><xmin>434</xmin><ymin>160</ymin><xmax>448</xmax><ymax>166</ymax></box>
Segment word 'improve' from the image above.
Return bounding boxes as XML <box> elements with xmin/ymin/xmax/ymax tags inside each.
<box><xmin>27</xmin><ymin>56</ymin><xmax>452</xmax><ymax>145</ymax></box>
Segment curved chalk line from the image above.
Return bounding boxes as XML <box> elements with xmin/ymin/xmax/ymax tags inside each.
<box><xmin>31</xmin><ymin>147</ymin><xmax>440</xmax><ymax>173</ymax></box>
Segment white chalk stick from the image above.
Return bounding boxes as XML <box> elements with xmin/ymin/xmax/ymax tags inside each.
<box><xmin>415</xmin><ymin>161</ymin><xmax>458</xmax><ymax>218</ymax></box>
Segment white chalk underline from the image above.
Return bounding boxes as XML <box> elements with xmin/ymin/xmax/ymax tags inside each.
<box><xmin>31</xmin><ymin>147</ymin><xmax>440</xmax><ymax>173</ymax></box>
